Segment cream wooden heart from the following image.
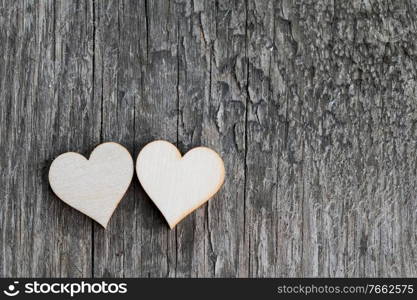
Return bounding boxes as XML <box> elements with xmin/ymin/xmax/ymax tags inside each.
<box><xmin>49</xmin><ymin>142</ymin><xmax>134</xmax><ymax>228</ymax></box>
<box><xmin>136</xmin><ymin>140</ymin><xmax>225</xmax><ymax>229</ymax></box>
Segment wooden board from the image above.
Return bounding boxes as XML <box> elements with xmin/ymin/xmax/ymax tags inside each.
<box><xmin>1</xmin><ymin>0</ymin><xmax>417</xmax><ymax>277</ymax></box>
<box><xmin>0</xmin><ymin>0</ymin><xmax>96</xmax><ymax>277</ymax></box>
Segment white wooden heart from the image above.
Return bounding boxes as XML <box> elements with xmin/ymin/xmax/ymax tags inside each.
<box><xmin>49</xmin><ymin>142</ymin><xmax>134</xmax><ymax>228</ymax></box>
<box><xmin>136</xmin><ymin>140</ymin><xmax>225</xmax><ymax>229</ymax></box>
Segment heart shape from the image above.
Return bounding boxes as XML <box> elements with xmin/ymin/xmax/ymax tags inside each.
<box><xmin>49</xmin><ymin>142</ymin><xmax>134</xmax><ymax>228</ymax></box>
<box><xmin>136</xmin><ymin>140</ymin><xmax>225</xmax><ymax>229</ymax></box>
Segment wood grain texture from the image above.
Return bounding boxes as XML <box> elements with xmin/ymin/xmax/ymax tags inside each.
<box><xmin>1</xmin><ymin>0</ymin><xmax>417</xmax><ymax>277</ymax></box>
<box><xmin>0</xmin><ymin>0</ymin><xmax>97</xmax><ymax>277</ymax></box>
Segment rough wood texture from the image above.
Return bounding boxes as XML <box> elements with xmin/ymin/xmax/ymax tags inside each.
<box><xmin>1</xmin><ymin>0</ymin><xmax>417</xmax><ymax>277</ymax></box>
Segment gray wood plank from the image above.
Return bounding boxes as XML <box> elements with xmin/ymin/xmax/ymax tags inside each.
<box><xmin>0</xmin><ymin>0</ymin><xmax>97</xmax><ymax>277</ymax></box>
<box><xmin>92</xmin><ymin>0</ymin><xmax>147</xmax><ymax>277</ymax></box>
<box><xmin>302</xmin><ymin>0</ymin><xmax>417</xmax><ymax>277</ymax></box>
<box><xmin>205</xmin><ymin>0</ymin><xmax>248</xmax><ymax>277</ymax></box>
<box><xmin>176</xmin><ymin>0</ymin><xmax>248</xmax><ymax>277</ymax></box>
<box><xmin>244</xmin><ymin>0</ymin><xmax>417</xmax><ymax>277</ymax></box>
<box><xmin>53</xmin><ymin>0</ymin><xmax>98</xmax><ymax>277</ymax></box>
<box><xmin>93</xmin><ymin>0</ymin><xmax>180</xmax><ymax>277</ymax></box>
<box><xmin>245</xmin><ymin>0</ymin><xmax>277</xmax><ymax>277</ymax></box>
<box><xmin>134</xmin><ymin>0</ymin><xmax>180</xmax><ymax>277</ymax></box>
<box><xmin>1</xmin><ymin>0</ymin><xmax>417</xmax><ymax>278</ymax></box>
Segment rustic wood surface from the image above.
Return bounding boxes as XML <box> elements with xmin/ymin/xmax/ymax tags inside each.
<box><xmin>1</xmin><ymin>0</ymin><xmax>417</xmax><ymax>277</ymax></box>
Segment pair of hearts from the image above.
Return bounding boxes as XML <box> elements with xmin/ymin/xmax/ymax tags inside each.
<box><xmin>48</xmin><ymin>141</ymin><xmax>225</xmax><ymax>229</ymax></box>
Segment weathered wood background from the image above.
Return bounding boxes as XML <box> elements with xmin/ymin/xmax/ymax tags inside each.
<box><xmin>1</xmin><ymin>0</ymin><xmax>417</xmax><ymax>277</ymax></box>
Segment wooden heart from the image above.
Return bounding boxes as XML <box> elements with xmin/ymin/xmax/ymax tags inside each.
<box><xmin>49</xmin><ymin>142</ymin><xmax>134</xmax><ymax>228</ymax></box>
<box><xmin>136</xmin><ymin>140</ymin><xmax>225</xmax><ymax>229</ymax></box>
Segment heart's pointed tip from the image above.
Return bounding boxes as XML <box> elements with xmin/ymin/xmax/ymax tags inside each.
<box><xmin>95</xmin><ymin>219</ymin><xmax>109</xmax><ymax>229</ymax></box>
